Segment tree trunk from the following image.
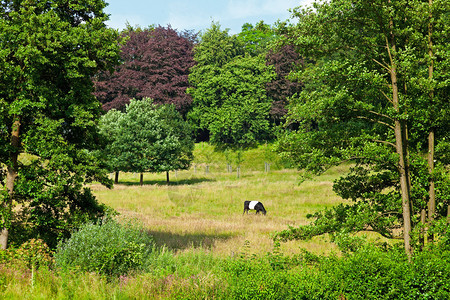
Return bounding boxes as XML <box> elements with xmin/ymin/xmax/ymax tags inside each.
<box><xmin>114</xmin><ymin>171</ymin><xmax>119</xmax><ymax>184</ymax></box>
<box><xmin>390</xmin><ymin>59</ymin><xmax>412</xmax><ymax>259</ymax></box>
<box><xmin>427</xmin><ymin>0</ymin><xmax>436</xmax><ymax>242</ymax></box>
<box><xmin>420</xmin><ymin>209</ymin><xmax>426</xmax><ymax>249</ymax></box>
<box><xmin>387</xmin><ymin>8</ymin><xmax>412</xmax><ymax>259</ymax></box>
<box><xmin>427</xmin><ymin>131</ymin><xmax>435</xmax><ymax>220</ymax></box>
<box><xmin>166</xmin><ymin>171</ymin><xmax>170</xmax><ymax>185</ymax></box>
<box><xmin>0</xmin><ymin>117</ymin><xmax>21</xmax><ymax>249</ymax></box>
<box><xmin>140</xmin><ymin>173</ymin><xmax>143</xmax><ymax>186</ymax></box>
<box><xmin>395</xmin><ymin>119</ymin><xmax>413</xmax><ymax>259</ymax></box>
<box><xmin>447</xmin><ymin>205</ymin><xmax>450</xmax><ymax>223</ymax></box>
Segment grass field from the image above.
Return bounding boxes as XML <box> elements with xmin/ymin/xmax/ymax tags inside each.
<box><xmin>92</xmin><ymin>162</ymin><xmax>351</xmax><ymax>258</ymax></box>
<box><xmin>2</xmin><ymin>145</ymin><xmax>448</xmax><ymax>299</ymax></box>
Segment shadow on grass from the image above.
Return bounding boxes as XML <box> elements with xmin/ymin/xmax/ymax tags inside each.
<box><xmin>147</xmin><ymin>230</ymin><xmax>236</xmax><ymax>251</ymax></box>
<box><xmin>117</xmin><ymin>177</ymin><xmax>215</xmax><ymax>186</ymax></box>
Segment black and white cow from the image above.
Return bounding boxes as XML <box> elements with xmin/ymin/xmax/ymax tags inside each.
<box><xmin>243</xmin><ymin>201</ymin><xmax>267</xmax><ymax>215</ymax></box>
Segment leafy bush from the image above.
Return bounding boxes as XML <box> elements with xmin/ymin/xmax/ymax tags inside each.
<box><xmin>220</xmin><ymin>243</ymin><xmax>450</xmax><ymax>299</ymax></box>
<box><xmin>54</xmin><ymin>218</ymin><xmax>153</xmax><ymax>276</ymax></box>
<box><xmin>0</xmin><ymin>238</ymin><xmax>53</xmax><ymax>269</ymax></box>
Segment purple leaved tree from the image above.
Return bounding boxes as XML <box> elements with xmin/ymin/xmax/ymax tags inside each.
<box><xmin>266</xmin><ymin>44</ymin><xmax>303</xmax><ymax>123</ymax></box>
<box><xmin>94</xmin><ymin>26</ymin><xmax>197</xmax><ymax>115</ymax></box>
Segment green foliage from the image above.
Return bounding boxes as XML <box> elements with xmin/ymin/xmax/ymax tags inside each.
<box><xmin>9</xmin><ymin>159</ymin><xmax>111</xmax><ymax>248</ymax></box>
<box><xmin>3</xmin><ymin>236</ymin><xmax>450</xmax><ymax>298</ymax></box>
<box><xmin>54</xmin><ymin>218</ymin><xmax>153</xmax><ymax>276</ymax></box>
<box><xmin>100</xmin><ymin>98</ymin><xmax>194</xmax><ymax>177</ymax></box>
<box><xmin>98</xmin><ymin>109</ymin><xmax>124</xmax><ymax>173</ymax></box>
<box><xmin>0</xmin><ymin>239</ymin><xmax>53</xmax><ymax>269</ymax></box>
<box><xmin>275</xmin><ymin>0</ymin><xmax>450</xmax><ymax>249</ymax></box>
<box><xmin>189</xmin><ymin>53</ymin><xmax>276</xmax><ymax>148</ymax></box>
<box><xmin>0</xmin><ymin>0</ymin><xmax>121</xmax><ymax>248</ymax></box>
<box><xmin>237</xmin><ymin>21</ymin><xmax>277</xmax><ymax>56</ymax></box>
<box><xmin>188</xmin><ymin>22</ymin><xmax>277</xmax><ymax>148</ymax></box>
<box><xmin>221</xmin><ymin>243</ymin><xmax>450</xmax><ymax>299</ymax></box>
<box><xmin>192</xmin><ymin>22</ymin><xmax>243</xmax><ymax>68</ymax></box>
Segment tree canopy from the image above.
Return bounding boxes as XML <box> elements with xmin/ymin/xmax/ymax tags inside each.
<box><xmin>101</xmin><ymin>98</ymin><xmax>194</xmax><ymax>185</ymax></box>
<box><xmin>274</xmin><ymin>0</ymin><xmax>450</xmax><ymax>257</ymax></box>
<box><xmin>188</xmin><ymin>22</ymin><xmax>278</xmax><ymax>148</ymax></box>
<box><xmin>94</xmin><ymin>26</ymin><xmax>196</xmax><ymax>114</ymax></box>
<box><xmin>0</xmin><ymin>0</ymin><xmax>121</xmax><ymax>249</ymax></box>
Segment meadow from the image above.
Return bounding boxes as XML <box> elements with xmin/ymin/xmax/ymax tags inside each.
<box><xmin>3</xmin><ymin>144</ymin><xmax>449</xmax><ymax>299</ymax></box>
<box><xmin>92</xmin><ymin>164</ymin><xmax>347</xmax><ymax>258</ymax></box>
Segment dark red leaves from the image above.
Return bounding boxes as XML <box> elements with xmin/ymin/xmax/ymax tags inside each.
<box><xmin>94</xmin><ymin>26</ymin><xmax>197</xmax><ymax>115</ymax></box>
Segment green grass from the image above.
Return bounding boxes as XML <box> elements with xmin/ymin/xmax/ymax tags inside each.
<box><xmin>1</xmin><ymin>144</ymin><xmax>355</xmax><ymax>299</ymax></box>
<box><xmin>91</xmin><ymin>161</ymin><xmax>349</xmax><ymax>257</ymax></box>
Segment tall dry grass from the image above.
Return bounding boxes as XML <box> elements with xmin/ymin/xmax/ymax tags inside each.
<box><xmin>92</xmin><ymin>165</ymin><xmax>351</xmax><ymax>257</ymax></box>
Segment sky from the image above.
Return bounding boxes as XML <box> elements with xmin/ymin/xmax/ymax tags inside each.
<box><xmin>104</xmin><ymin>0</ymin><xmax>315</xmax><ymax>34</ymax></box>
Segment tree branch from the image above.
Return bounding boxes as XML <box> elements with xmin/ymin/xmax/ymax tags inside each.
<box><xmin>380</xmin><ymin>90</ymin><xmax>394</xmax><ymax>105</ymax></box>
<box><xmin>372</xmin><ymin>58</ymin><xmax>391</xmax><ymax>72</ymax></box>
<box><xmin>352</xmin><ymin>108</ymin><xmax>394</xmax><ymax>122</ymax></box>
<box><xmin>355</xmin><ymin>115</ymin><xmax>395</xmax><ymax>130</ymax></box>
<box><xmin>370</xmin><ymin>139</ymin><xmax>397</xmax><ymax>149</ymax></box>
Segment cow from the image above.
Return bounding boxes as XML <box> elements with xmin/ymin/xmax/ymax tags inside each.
<box><xmin>243</xmin><ymin>201</ymin><xmax>266</xmax><ymax>215</ymax></box>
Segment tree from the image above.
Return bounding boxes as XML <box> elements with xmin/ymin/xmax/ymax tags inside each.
<box><xmin>188</xmin><ymin>22</ymin><xmax>276</xmax><ymax>148</ymax></box>
<box><xmin>0</xmin><ymin>0</ymin><xmax>121</xmax><ymax>249</ymax></box>
<box><xmin>237</xmin><ymin>21</ymin><xmax>276</xmax><ymax>56</ymax></box>
<box><xmin>94</xmin><ymin>26</ymin><xmax>196</xmax><ymax>115</ymax></box>
<box><xmin>406</xmin><ymin>0</ymin><xmax>450</xmax><ymax>242</ymax></box>
<box><xmin>109</xmin><ymin>98</ymin><xmax>194</xmax><ymax>185</ymax></box>
<box><xmin>192</xmin><ymin>54</ymin><xmax>276</xmax><ymax>149</ymax></box>
<box><xmin>236</xmin><ymin>22</ymin><xmax>304</xmax><ymax>124</ymax></box>
<box><xmin>98</xmin><ymin>109</ymin><xmax>123</xmax><ymax>183</ymax></box>
<box><xmin>274</xmin><ymin>0</ymin><xmax>450</xmax><ymax>258</ymax></box>
<box><xmin>266</xmin><ymin>44</ymin><xmax>304</xmax><ymax>124</ymax></box>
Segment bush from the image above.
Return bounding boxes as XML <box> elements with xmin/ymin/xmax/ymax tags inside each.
<box><xmin>220</xmin><ymin>243</ymin><xmax>450</xmax><ymax>299</ymax></box>
<box><xmin>0</xmin><ymin>238</ymin><xmax>53</xmax><ymax>269</ymax></box>
<box><xmin>54</xmin><ymin>218</ymin><xmax>153</xmax><ymax>276</ymax></box>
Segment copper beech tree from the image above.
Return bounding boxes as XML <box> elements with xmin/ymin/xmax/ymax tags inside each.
<box><xmin>94</xmin><ymin>26</ymin><xmax>196</xmax><ymax>116</ymax></box>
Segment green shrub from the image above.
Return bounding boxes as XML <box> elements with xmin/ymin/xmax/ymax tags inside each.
<box><xmin>220</xmin><ymin>244</ymin><xmax>450</xmax><ymax>299</ymax></box>
<box><xmin>54</xmin><ymin>218</ymin><xmax>153</xmax><ymax>276</ymax></box>
<box><xmin>0</xmin><ymin>238</ymin><xmax>53</xmax><ymax>269</ymax></box>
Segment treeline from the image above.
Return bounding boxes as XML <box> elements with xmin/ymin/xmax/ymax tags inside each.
<box><xmin>93</xmin><ymin>21</ymin><xmax>303</xmax><ymax>147</ymax></box>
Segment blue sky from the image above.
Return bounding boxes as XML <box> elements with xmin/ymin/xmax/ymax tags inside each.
<box><xmin>104</xmin><ymin>0</ymin><xmax>314</xmax><ymax>34</ymax></box>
